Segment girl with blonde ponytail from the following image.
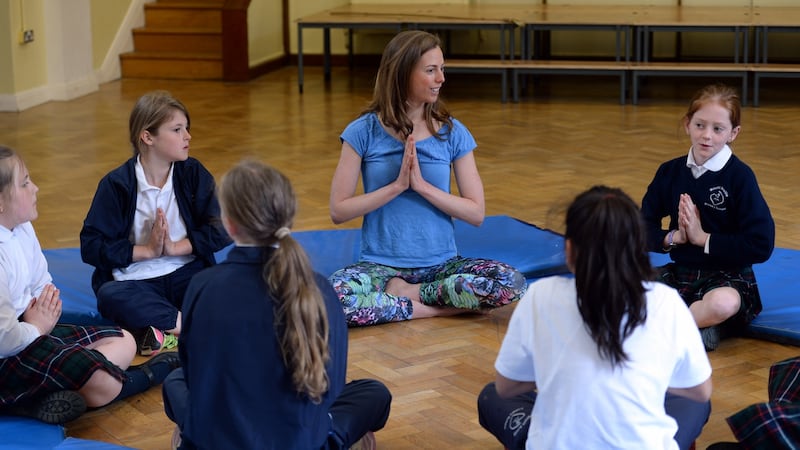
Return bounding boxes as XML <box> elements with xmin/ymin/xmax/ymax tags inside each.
<box><xmin>162</xmin><ymin>160</ymin><xmax>391</xmax><ymax>449</ymax></box>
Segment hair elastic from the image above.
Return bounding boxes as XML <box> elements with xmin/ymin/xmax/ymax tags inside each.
<box><xmin>274</xmin><ymin>227</ymin><xmax>291</xmax><ymax>239</ymax></box>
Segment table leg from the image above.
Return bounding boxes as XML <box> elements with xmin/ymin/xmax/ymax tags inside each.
<box><xmin>324</xmin><ymin>28</ymin><xmax>331</xmax><ymax>81</ymax></box>
<box><xmin>297</xmin><ymin>25</ymin><xmax>304</xmax><ymax>94</ymax></box>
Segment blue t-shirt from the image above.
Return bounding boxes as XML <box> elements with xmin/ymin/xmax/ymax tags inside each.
<box><xmin>340</xmin><ymin>113</ymin><xmax>477</xmax><ymax>268</ymax></box>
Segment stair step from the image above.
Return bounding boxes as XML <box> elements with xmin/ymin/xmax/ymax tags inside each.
<box><xmin>133</xmin><ymin>27</ymin><xmax>222</xmax><ymax>53</ymax></box>
<box><xmin>121</xmin><ymin>51</ymin><xmax>220</xmax><ymax>61</ymax></box>
<box><xmin>120</xmin><ymin>51</ymin><xmax>222</xmax><ymax>80</ymax></box>
<box><xmin>144</xmin><ymin>4</ymin><xmax>222</xmax><ymax>28</ymax></box>
<box><xmin>134</xmin><ymin>26</ymin><xmax>221</xmax><ymax>34</ymax></box>
<box><xmin>147</xmin><ymin>0</ymin><xmax>225</xmax><ymax>7</ymax></box>
<box><xmin>121</xmin><ymin>0</ymin><xmax>233</xmax><ymax>81</ymax></box>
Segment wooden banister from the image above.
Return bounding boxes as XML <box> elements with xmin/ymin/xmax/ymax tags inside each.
<box><xmin>222</xmin><ymin>0</ymin><xmax>251</xmax><ymax>81</ymax></box>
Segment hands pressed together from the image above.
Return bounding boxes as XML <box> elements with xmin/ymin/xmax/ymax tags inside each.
<box><xmin>394</xmin><ymin>137</ymin><xmax>429</xmax><ymax>195</ymax></box>
<box><xmin>22</xmin><ymin>283</ymin><xmax>61</xmax><ymax>336</ymax></box>
<box><xmin>671</xmin><ymin>194</ymin><xmax>710</xmax><ymax>248</ymax></box>
<box><xmin>143</xmin><ymin>208</ymin><xmax>187</xmax><ymax>259</ymax></box>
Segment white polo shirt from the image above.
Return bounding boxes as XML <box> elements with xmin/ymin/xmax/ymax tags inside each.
<box><xmin>113</xmin><ymin>157</ymin><xmax>194</xmax><ymax>281</ymax></box>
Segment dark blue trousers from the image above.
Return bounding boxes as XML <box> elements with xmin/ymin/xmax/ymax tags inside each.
<box><xmin>96</xmin><ymin>258</ymin><xmax>205</xmax><ymax>331</ymax></box>
<box><xmin>477</xmin><ymin>382</ymin><xmax>710</xmax><ymax>450</ymax></box>
<box><xmin>163</xmin><ymin>369</ymin><xmax>391</xmax><ymax>449</ymax></box>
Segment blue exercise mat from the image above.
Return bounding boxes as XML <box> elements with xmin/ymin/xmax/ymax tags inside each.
<box><xmin>214</xmin><ymin>215</ymin><xmax>569</xmax><ymax>281</ymax></box>
<box><xmin>0</xmin><ymin>416</ymin><xmax>63</xmax><ymax>450</ymax></box>
<box><xmin>47</xmin><ymin>215</ymin><xmax>567</xmax><ymax>327</ymax></box>
<box><xmin>44</xmin><ymin>215</ymin><xmax>800</xmax><ymax>345</ymax></box>
<box><xmin>746</xmin><ymin>247</ymin><xmax>800</xmax><ymax>345</ymax></box>
<box><xmin>650</xmin><ymin>248</ymin><xmax>800</xmax><ymax>344</ymax></box>
<box><xmin>45</xmin><ymin>248</ymin><xmax>113</xmax><ymax>326</ymax></box>
<box><xmin>213</xmin><ymin>227</ymin><xmax>364</xmax><ymax>281</ymax></box>
<box><xmin>0</xmin><ymin>415</ymin><xmax>134</xmax><ymax>450</ymax></box>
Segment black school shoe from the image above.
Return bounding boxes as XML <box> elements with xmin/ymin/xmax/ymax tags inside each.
<box><xmin>132</xmin><ymin>326</ymin><xmax>166</xmax><ymax>356</ymax></box>
<box><xmin>130</xmin><ymin>351</ymin><xmax>181</xmax><ymax>386</ymax></box>
<box><xmin>700</xmin><ymin>326</ymin><xmax>721</xmax><ymax>352</ymax></box>
<box><xmin>6</xmin><ymin>390</ymin><xmax>87</xmax><ymax>424</ymax></box>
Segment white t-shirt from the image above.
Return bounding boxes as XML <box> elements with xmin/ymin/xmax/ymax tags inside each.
<box><xmin>495</xmin><ymin>276</ymin><xmax>711</xmax><ymax>450</ymax></box>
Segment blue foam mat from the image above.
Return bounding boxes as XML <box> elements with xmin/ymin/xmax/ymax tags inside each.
<box><xmin>745</xmin><ymin>247</ymin><xmax>800</xmax><ymax>345</ymax></box>
<box><xmin>0</xmin><ymin>416</ymin><xmax>63</xmax><ymax>450</ymax></box>
<box><xmin>8</xmin><ymin>216</ymin><xmax>800</xmax><ymax>447</ymax></box>
<box><xmin>214</xmin><ymin>215</ymin><xmax>569</xmax><ymax>281</ymax></box>
<box><xmin>44</xmin><ymin>215</ymin><xmax>800</xmax><ymax>345</ymax></box>
<box><xmin>48</xmin><ymin>215</ymin><xmax>568</xmax><ymax>329</ymax></box>
<box><xmin>0</xmin><ymin>416</ymin><xmax>134</xmax><ymax>449</ymax></box>
<box><xmin>650</xmin><ymin>248</ymin><xmax>800</xmax><ymax>344</ymax></box>
<box><xmin>45</xmin><ymin>248</ymin><xmax>113</xmax><ymax>326</ymax></box>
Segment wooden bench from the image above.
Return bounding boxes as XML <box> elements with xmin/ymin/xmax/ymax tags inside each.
<box><xmin>750</xmin><ymin>64</ymin><xmax>800</xmax><ymax>107</ymax></box>
<box><xmin>445</xmin><ymin>59</ymin><xmax>511</xmax><ymax>103</ymax></box>
<box><xmin>297</xmin><ymin>4</ymin><xmax>800</xmax><ymax>106</ymax></box>
<box><xmin>509</xmin><ymin>60</ymin><xmax>629</xmax><ymax>104</ymax></box>
<box><xmin>445</xmin><ymin>59</ymin><xmax>630</xmax><ymax>104</ymax></box>
<box><xmin>630</xmin><ymin>62</ymin><xmax>749</xmax><ymax>105</ymax></box>
<box><xmin>446</xmin><ymin>59</ymin><xmax>800</xmax><ymax>107</ymax></box>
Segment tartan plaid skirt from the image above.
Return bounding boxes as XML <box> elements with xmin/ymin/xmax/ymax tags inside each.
<box><xmin>657</xmin><ymin>263</ymin><xmax>762</xmax><ymax>332</ymax></box>
<box><xmin>0</xmin><ymin>324</ymin><xmax>127</xmax><ymax>405</ymax></box>
<box><xmin>727</xmin><ymin>356</ymin><xmax>800</xmax><ymax>448</ymax></box>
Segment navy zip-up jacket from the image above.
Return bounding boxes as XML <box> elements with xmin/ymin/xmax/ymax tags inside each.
<box><xmin>80</xmin><ymin>157</ymin><xmax>231</xmax><ymax>293</ymax></box>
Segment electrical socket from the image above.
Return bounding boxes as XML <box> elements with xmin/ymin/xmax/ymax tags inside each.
<box><xmin>20</xmin><ymin>29</ymin><xmax>34</xmax><ymax>44</ymax></box>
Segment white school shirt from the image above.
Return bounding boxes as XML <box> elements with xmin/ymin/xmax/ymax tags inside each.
<box><xmin>686</xmin><ymin>144</ymin><xmax>732</xmax><ymax>179</ymax></box>
<box><xmin>0</xmin><ymin>222</ymin><xmax>50</xmax><ymax>357</ymax></box>
<box><xmin>495</xmin><ymin>276</ymin><xmax>711</xmax><ymax>450</ymax></box>
<box><xmin>113</xmin><ymin>158</ymin><xmax>194</xmax><ymax>281</ymax></box>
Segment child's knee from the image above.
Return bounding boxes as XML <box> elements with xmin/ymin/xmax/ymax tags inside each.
<box><xmin>705</xmin><ymin>287</ymin><xmax>741</xmax><ymax>318</ymax></box>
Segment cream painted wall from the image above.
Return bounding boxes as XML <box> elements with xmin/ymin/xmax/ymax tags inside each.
<box><xmin>44</xmin><ymin>0</ymin><xmax>98</xmax><ymax>101</ymax></box>
<box><xmin>253</xmin><ymin>0</ymin><xmax>284</xmax><ymax>67</ymax></box>
<box><xmin>0</xmin><ymin>2</ymin><xmax>13</xmax><ymax>93</ymax></box>
<box><xmin>289</xmin><ymin>0</ymin><xmax>349</xmax><ymax>56</ymax></box>
<box><xmin>248</xmin><ymin>0</ymin><xmax>284</xmax><ymax>65</ymax></box>
<box><xmin>91</xmin><ymin>0</ymin><xmax>131</xmax><ymax>70</ymax></box>
<box><xmin>0</xmin><ymin>0</ymin><xmax>100</xmax><ymax>111</ymax></box>
<box><xmin>8</xmin><ymin>0</ymin><xmax>48</xmax><ymax>92</ymax></box>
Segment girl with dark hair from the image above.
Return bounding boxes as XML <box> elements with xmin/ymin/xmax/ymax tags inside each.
<box><xmin>477</xmin><ymin>186</ymin><xmax>712</xmax><ymax>450</ymax></box>
<box><xmin>162</xmin><ymin>160</ymin><xmax>391</xmax><ymax>449</ymax></box>
<box><xmin>641</xmin><ymin>83</ymin><xmax>774</xmax><ymax>351</ymax></box>
<box><xmin>328</xmin><ymin>30</ymin><xmax>526</xmax><ymax>327</ymax></box>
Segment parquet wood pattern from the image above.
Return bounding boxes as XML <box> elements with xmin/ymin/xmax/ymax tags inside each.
<box><xmin>0</xmin><ymin>68</ymin><xmax>798</xmax><ymax>449</ymax></box>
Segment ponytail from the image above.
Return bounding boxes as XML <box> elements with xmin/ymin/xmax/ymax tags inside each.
<box><xmin>219</xmin><ymin>160</ymin><xmax>330</xmax><ymax>402</ymax></box>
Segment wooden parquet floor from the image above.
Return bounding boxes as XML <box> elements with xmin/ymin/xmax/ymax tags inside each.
<box><xmin>0</xmin><ymin>67</ymin><xmax>799</xmax><ymax>449</ymax></box>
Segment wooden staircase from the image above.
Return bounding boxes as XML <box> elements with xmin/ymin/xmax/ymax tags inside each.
<box><xmin>120</xmin><ymin>0</ymin><xmax>250</xmax><ymax>81</ymax></box>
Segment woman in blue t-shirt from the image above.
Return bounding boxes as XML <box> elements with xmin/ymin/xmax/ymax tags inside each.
<box><xmin>329</xmin><ymin>30</ymin><xmax>526</xmax><ymax>327</ymax></box>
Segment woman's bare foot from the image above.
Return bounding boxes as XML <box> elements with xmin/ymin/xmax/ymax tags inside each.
<box><xmin>385</xmin><ymin>277</ymin><xmax>469</xmax><ymax>319</ymax></box>
<box><xmin>410</xmin><ymin>299</ymin><xmax>468</xmax><ymax>319</ymax></box>
<box><xmin>385</xmin><ymin>277</ymin><xmax>420</xmax><ymax>302</ymax></box>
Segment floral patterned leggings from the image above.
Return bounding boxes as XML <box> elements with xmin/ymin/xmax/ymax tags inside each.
<box><xmin>328</xmin><ymin>256</ymin><xmax>527</xmax><ymax>327</ymax></box>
